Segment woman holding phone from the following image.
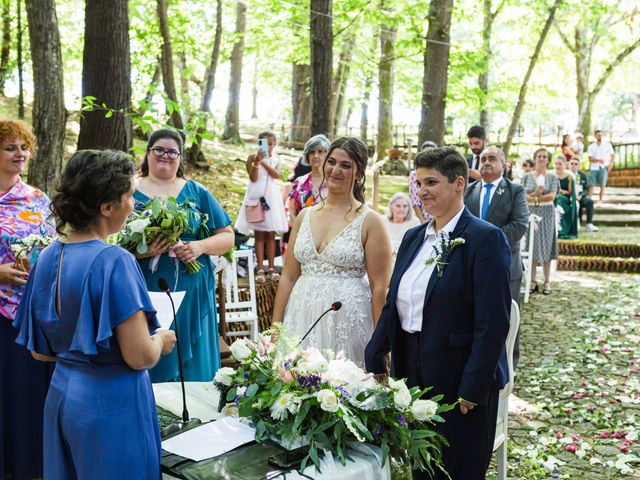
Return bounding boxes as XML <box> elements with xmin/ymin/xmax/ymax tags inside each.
<box><xmin>236</xmin><ymin>131</ymin><xmax>288</xmax><ymax>283</ymax></box>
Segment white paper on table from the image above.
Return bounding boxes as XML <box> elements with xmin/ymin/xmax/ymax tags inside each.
<box><xmin>148</xmin><ymin>291</ymin><xmax>186</xmax><ymax>330</ymax></box>
<box><xmin>161</xmin><ymin>417</ymin><xmax>256</xmax><ymax>461</ymax></box>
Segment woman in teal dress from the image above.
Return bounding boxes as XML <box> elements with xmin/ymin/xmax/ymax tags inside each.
<box><xmin>554</xmin><ymin>156</ymin><xmax>578</xmax><ymax>239</ymax></box>
<box><xmin>134</xmin><ymin>128</ymin><xmax>234</xmax><ymax>382</ymax></box>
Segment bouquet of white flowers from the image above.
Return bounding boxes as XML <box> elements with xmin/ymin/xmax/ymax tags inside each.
<box><xmin>10</xmin><ymin>234</ymin><xmax>53</xmax><ymax>270</ymax></box>
<box><xmin>115</xmin><ymin>196</ymin><xmax>205</xmax><ymax>274</ymax></box>
<box><xmin>214</xmin><ymin>329</ymin><xmax>452</xmax><ymax>476</ymax></box>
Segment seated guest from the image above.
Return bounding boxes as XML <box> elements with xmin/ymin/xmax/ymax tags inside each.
<box><xmin>0</xmin><ymin>119</ymin><xmax>56</xmax><ymax>480</ymax></box>
<box><xmin>554</xmin><ymin>155</ymin><xmax>578</xmax><ymax>239</ymax></box>
<box><xmin>569</xmin><ymin>157</ymin><xmax>598</xmax><ymax>232</ymax></box>
<box><xmin>522</xmin><ymin>159</ymin><xmax>534</xmax><ymax>173</ymax></box>
<box><xmin>381</xmin><ymin>192</ymin><xmax>420</xmax><ymax>252</ymax></box>
<box><xmin>409</xmin><ymin>140</ymin><xmax>437</xmax><ymax>223</ymax></box>
<box><xmin>14</xmin><ymin>150</ymin><xmax>177</xmax><ymax>479</ymax></box>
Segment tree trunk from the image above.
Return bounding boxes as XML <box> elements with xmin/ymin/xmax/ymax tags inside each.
<box><xmin>377</xmin><ymin>6</ymin><xmax>396</xmax><ymax>160</ymax></box>
<box><xmin>25</xmin><ymin>0</ymin><xmax>65</xmax><ymax>195</ymax></box>
<box><xmin>177</xmin><ymin>51</ymin><xmax>190</xmax><ymax>110</ymax></box>
<box><xmin>359</xmin><ymin>74</ymin><xmax>372</xmax><ymax>143</ymax></box>
<box><xmin>186</xmin><ymin>0</ymin><xmax>223</xmax><ymax>166</ymax></box>
<box><xmin>331</xmin><ymin>30</ymin><xmax>356</xmax><ymax>137</ymax></box>
<box><xmin>503</xmin><ymin>0</ymin><xmax>561</xmax><ymax>158</ymax></box>
<box><xmin>17</xmin><ymin>0</ymin><xmax>24</xmax><ymax>118</ymax></box>
<box><xmin>200</xmin><ymin>0</ymin><xmax>222</xmax><ymax>114</ymax></box>
<box><xmin>251</xmin><ymin>55</ymin><xmax>258</xmax><ymax>119</ymax></box>
<box><xmin>0</xmin><ymin>0</ymin><xmax>10</xmax><ymax>95</ymax></box>
<box><xmin>309</xmin><ymin>0</ymin><xmax>332</xmax><ymax>136</ymax></box>
<box><xmin>574</xmin><ymin>26</ymin><xmax>591</xmax><ymax>136</ymax></box>
<box><xmin>77</xmin><ymin>0</ymin><xmax>132</xmax><ymax>151</ymax></box>
<box><xmin>156</xmin><ymin>0</ymin><xmax>184</xmax><ymax>131</ymax></box>
<box><xmin>418</xmin><ymin>0</ymin><xmax>453</xmax><ymax>147</ymax></box>
<box><xmin>478</xmin><ymin>0</ymin><xmax>494</xmax><ymax>130</ymax></box>
<box><xmin>290</xmin><ymin>63</ymin><xmax>311</xmax><ymax>143</ymax></box>
<box><xmin>222</xmin><ymin>0</ymin><xmax>246</xmax><ymax>143</ymax></box>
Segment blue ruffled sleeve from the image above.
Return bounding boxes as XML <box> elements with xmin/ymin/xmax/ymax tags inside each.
<box><xmin>70</xmin><ymin>249</ymin><xmax>160</xmax><ymax>354</ymax></box>
<box><xmin>13</xmin><ymin>260</ymin><xmax>55</xmax><ymax>355</ymax></box>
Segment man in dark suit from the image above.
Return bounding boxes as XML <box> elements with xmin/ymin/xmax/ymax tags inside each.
<box><xmin>466</xmin><ymin>126</ymin><xmax>486</xmax><ymax>182</ymax></box>
<box><xmin>365</xmin><ymin>147</ymin><xmax>511</xmax><ymax>480</ymax></box>
<box><xmin>464</xmin><ymin>146</ymin><xmax>529</xmax><ymax>369</ymax></box>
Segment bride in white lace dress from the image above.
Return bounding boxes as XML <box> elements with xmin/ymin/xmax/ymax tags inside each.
<box><xmin>272</xmin><ymin>137</ymin><xmax>392</xmax><ymax>366</ymax></box>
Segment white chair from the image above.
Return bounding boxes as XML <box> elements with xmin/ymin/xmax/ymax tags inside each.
<box><xmin>493</xmin><ymin>300</ymin><xmax>520</xmax><ymax>480</ymax></box>
<box><xmin>520</xmin><ymin>214</ymin><xmax>539</xmax><ymax>304</ymax></box>
<box><xmin>217</xmin><ymin>249</ymin><xmax>259</xmax><ymax>341</ymax></box>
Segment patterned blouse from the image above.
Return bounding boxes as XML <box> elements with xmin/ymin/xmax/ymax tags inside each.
<box><xmin>408</xmin><ymin>170</ymin><xmax>430</xmax><ymax>222</ymax></box>
<box><xmin>288</xmin><ymin>173</ymin><xmax>328</xmax><ymax>216</ymax></box>
<box><xmin>0</xmin><ymin>179</ymin><xmax>55</xmax><ymax>321</ymax></box>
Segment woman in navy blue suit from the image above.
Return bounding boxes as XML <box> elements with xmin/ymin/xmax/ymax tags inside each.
<box><xmin>14</xmin><ymin>150</ymin><xmax>176</xmax><ymax>479</ymax></box>
<box><xmin>366</xmin><ymin>147</ymin><xmax>511</xmax><ymax>480</ymax></box>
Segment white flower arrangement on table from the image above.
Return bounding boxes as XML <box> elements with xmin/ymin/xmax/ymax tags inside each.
<box><xmin>425</xmin><ymin>234</ymin><xmax>465</xmax><ymax>278</ymax></box>
<box><xmin>10</xmin><ymin>234</ymin><xmax>53</xmax><ymax>269</ymax></box>
<box><xmin>213</xmin><ymin>328</ymin><xmax>452</xmax><ymax>476</ymax></box>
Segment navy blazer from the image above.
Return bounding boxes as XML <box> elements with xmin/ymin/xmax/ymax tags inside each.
<box><xmin>365</xmin><ymin>207</ymin><xmax>511</xmax><ymax>405</ymax></box>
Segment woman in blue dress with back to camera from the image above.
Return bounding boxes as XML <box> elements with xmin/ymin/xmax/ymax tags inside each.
<box><xmin>13</xmin><ymin>150</ymin><xmax>177</xmax><ymax>480</ymax></box>
<box><xmin>134</xmin><ymin>128</ymin><xmax>234</xmax><ymax>382</ymax></box>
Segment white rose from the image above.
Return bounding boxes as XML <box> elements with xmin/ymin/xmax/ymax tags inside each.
<box><xmin>316</xmin><ymin>389</ymin><xmax>340</xmax><ymax>413</ymax></box>
<box><xmin>127</xmin><ymin>218</ymin><xmax>150</xmax><ymax>234</ymax></box>
<box><xmin>411</xmin><ymin>399</ymin><xmax>438</xmax><ymax>421</ymax></box>
<box><xmin>222</xmin><ymin>403</ymin><xmax>239</xmax><ymax>417</ymax></box>
<box><xmin>230</xmin><ymin>339</ymin><xmax>252</xmax><ymax>361</ymax></box>
<box><xmin>394</xmin><ymin>387</ymin><xmax>412</xmax><ymax>408</ymax></box>
<box><xmin>388</xmin><ymin>377</ymin><xmax>406</xmax><ymax>390</ymax></box>
<box><xmin>214</xmin><ymin>367</ymin><xmax>236</xmax><ymax>386</ymax></box>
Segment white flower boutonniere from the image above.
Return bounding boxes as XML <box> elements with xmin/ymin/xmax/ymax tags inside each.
<box><xmin>496</xmin><ymin>187</ymin><xmax>505</xmax><ymax>196</ymax></box>
<box><xmin>425</xmin><ymin>234</ymin><xmax>465</xmax><ymax>278</ymax></box>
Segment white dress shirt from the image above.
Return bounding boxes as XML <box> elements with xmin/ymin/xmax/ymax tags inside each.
<box><xmin>396</xmin><ymin>206</ymin><xmax>465</xmax><ymax>333</ymax></box>
<box><xmin>587</xmin><ymin>141</ymin><xmax>614</xmax><ymax>170</ymax></box>
<box><xmin>478</xmin><ymin>178</ymin><xmax>503</xmax><ymax>216</ymax></box>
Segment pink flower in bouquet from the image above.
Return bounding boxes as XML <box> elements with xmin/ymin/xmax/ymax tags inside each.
<box><xmin>278</xmin><ymin>366</ymin><xmax>294</xmax><ymax>384</ymax></box>
<box><xmin>556</xmin><ymin>432</ymin><xmax>565</xmax><ymax>439</ymax></box>
<box><xmin>565</xmin><ymin>444</ymin><xmax>578</xmax><ymax>453</ymax></box>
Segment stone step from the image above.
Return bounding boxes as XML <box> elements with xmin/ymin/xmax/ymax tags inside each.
<box><xmin>596</xmin><ymin>196</ymin><xmax>640</xmax><ymax>204</ymax></box>
<box><xmin>558</xmin><ymin>241</ymin><xmax>640</xmax><ymax>258</ymax></box>
<box><xmin>557</xmin><ymin>255</ymin><xmax>640</xmax><ymax>273</ymax></box>
<box><xmin>600</xmin><ymin>187</ymin><xmax>640</xmax><ymax>195</ymax></box>
<box><xmin>593</xmin><ymin>214</ymin><xmax>640</xmax><ymax>226</ymax></box>
<box><xmin>593</xmin><ymin>204</ymin><xmax>640</xmax><ymax>215</ymax></box>
<box><xmin>608</xmin><ymin>177</ymin><xmax>640</xmax><ymax>188</ymax></box>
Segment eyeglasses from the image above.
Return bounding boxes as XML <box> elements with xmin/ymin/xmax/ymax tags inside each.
<box><xmin>149</xmin><ymin>147</ymin><xmax>180</xmax><ymax>159</ymax></box>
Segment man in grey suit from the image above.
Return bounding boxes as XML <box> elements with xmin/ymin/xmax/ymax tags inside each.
<box><xmin>464</xmin><ymin>146</ymin><xmax>529</xmax><ymax>367</ymax></box>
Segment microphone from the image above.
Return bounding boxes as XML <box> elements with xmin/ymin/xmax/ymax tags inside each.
<box><xmin>299</xmin><ymin>302</ymin><xmax>342</xmax><ymax>345</ymax></box>
<box><xmin>157</xmin><ymin>277</ymin><xmax>190</xmax><ymax>424</ymax></box>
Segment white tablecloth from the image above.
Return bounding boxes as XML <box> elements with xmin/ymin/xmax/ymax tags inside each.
<box><xmin>154</xmin><ymin>382</ymin><xmax>390</xmax><ymax>480</ymax></box>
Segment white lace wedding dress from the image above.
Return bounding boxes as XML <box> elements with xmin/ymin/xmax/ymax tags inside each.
<box><xmin>282</xmin><ymin>208</ymin><xmax>373</xmax><ymax>366</ymax></box>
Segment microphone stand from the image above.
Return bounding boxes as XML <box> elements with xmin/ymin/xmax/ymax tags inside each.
<box><xmin>160</xmin><ymin>285</ymin><xmax>201</xmax><ymax>438</ymax></box>
<box><xmin>299</xmin><ymin>303</ymin><xmax>340</xmax><ymax>345</ymax></box>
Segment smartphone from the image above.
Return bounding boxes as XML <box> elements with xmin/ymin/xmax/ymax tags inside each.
<box><xmin>258</xmin><ymin>138</ymin><xmax>269</xmax><ymax>157</ymax></box>
<box><xmin>268</xmin><ymin>446</ymin><xmax>319</xmax><ymax>470</ymax></box>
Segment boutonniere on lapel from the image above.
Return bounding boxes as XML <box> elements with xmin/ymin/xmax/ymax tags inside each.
<box><xmin>425</xmin><ymin>234</ymin><xmax>466</xmax><ymax>277</ymax></box>
<box><xmin>496</xmin><ymin>187</ymin><xmax>505</xmax><ymax>196</ymax></box>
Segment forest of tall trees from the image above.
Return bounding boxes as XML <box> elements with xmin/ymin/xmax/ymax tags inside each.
<box><xmin>0</xmin><ymin>0</ymin><xmax>638</xmax><ymax>193</ymax></box>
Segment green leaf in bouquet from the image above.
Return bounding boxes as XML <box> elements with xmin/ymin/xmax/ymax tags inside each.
<box><xmin>309</xmin><ymin>445</ymin><xmax>322</xmax><ymax>472</ymax></box>
<box><xmin>347</xmin><ymin>391</ymin><xmax>390</xmax><ymax>411</ymax></box>
<box><xmin>150</xmin><ymin>197</ymin><xmax>162</xmax><ymax>218</ymax></box>
<box><xmin>410</xmin><ymin>430</ymin><xmax>437</xmax><ymax>439</ymax></box>
<box><xmin>292</xmin><ymin>401</ymin><xmax>311</xmax><ymax>431</ymax></box>
<box><xmin>255</xmin><ymin>420</ymin><xmax>266</xmax><ymax>438</ymax></box>
<box><xmin>246</xmin><ymin>383</ymin><xmax>259</xmax><ymax>397</ymax></box>
<box><xmin>238</xmin><ymin>401</ymin><xmax>257</xmax><ymax>417</ymax></box>
<box><xmin>428</xmin><ymin>393</ymin><xmax>443</xmax><ymax>402</ymax></box>
<box><xmin>436</xmin><ymin>402</ymin><xmax>457</xmax><ymax>413</ymax></box>
<box><xmin>136</xmin><ymin>239</ymin><xmax>148</xmax><ymax>255</ymax></box>
<box><xmin>343</xmin><ymin>412</ymin><xmax>370</xmax><ymax>442</ymax></box>
<box><xmin>255</xmin><ymin>372</ymin><xmax>268</xmax><ymax>385</ymax></box>
<box><xmin>270</xmin><ymin>383</ymin><xmax>283</xmax><ymax>396</ymax></box>
<box><xmin>226</xmin><ymin>387</ymin><xmax>237</xmax><ymax>402</ymax></box>
<box><xmin>381</xmin><ymin>440</ymin><xmax>390</xmax><ymax>467</ymax></box>
<box><xmin>161</xmin><ymin>219</ymin><xmax>172</xmax><ymax>228</ymax></box>
<box><xmin>430</xmin><ymin>415</ymin><xmax>445</xmax><ymax>423</ymax></box>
